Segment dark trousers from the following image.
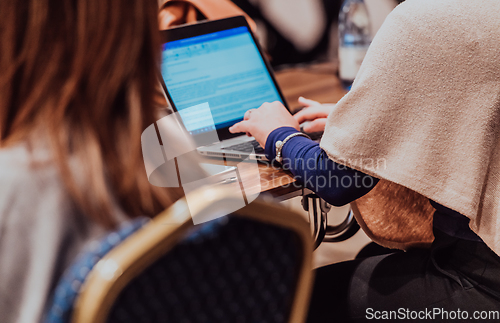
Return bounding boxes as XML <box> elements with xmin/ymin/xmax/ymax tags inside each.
<box><xmin>306</xmin><ymin>229</ymin><xmax>500</xmax><ymax>322</ymax></box>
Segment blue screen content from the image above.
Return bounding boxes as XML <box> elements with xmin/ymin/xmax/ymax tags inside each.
<box><xmin>161</xmin><ymin>26</ymin><xmax>283</xmax><ymax>134</ymax></box>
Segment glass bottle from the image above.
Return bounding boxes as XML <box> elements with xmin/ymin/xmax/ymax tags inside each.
<box><xmin>338</xmin><ymin>0</ymin><xmax>372</xmax><ymax>90</ymax></box>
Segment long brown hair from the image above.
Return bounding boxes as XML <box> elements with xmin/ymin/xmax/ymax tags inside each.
<box><xmin>0</xmin><ymin>0</ymin><xmax>181</xmax><ymax>226</ymax></box>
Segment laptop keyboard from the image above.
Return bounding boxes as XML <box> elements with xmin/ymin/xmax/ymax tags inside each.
<box><xmin>223</xmin><ymin>140</ymin><xmax>265</xmax><ymax>154</ymax></box>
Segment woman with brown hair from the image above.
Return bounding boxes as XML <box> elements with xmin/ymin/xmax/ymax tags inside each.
<box><xmin>0</xmin><ymin>0</ymin><xmax>190</xmax><ymax>321</ymax></box>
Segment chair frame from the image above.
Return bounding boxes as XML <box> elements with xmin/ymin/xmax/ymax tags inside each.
<box><xmin>72</xmin><ymin>187</ymin><xmax>314</xmax><ymax>323</ymax></box>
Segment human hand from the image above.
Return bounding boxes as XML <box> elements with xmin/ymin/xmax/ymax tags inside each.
<box><xmin>293</xmin><ymin>97</ymin><xmax>336</xmax><ymax>133</ymax></box>
<box><xmin>229</xmin><ymin>101</ymin><xmax>299</xmax><ymax>147</ymax></box>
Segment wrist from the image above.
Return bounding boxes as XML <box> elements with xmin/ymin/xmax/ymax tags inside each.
<box><xmin>275</xmin><ymin>132</ymin><xmax>311</xmax><ymax>163</ymax></box>
<box><xmin>264</xmin><ymin>127</ymin><xmax>302</xmax><ymax>160</ymax></box>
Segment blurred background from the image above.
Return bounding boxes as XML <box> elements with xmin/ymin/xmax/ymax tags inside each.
<box><xmin>230</xmin><ymin>0</ymin><xmax>405</xmax><ymax>68</ymax></box>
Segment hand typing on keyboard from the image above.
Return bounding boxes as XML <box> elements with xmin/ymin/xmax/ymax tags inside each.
<box><xmin>229</xmin><ymin>101</ymin><xmax>300</xmax><ymax>147</ymax></box>
<box><xmin>294</xmin><ymin>97</ymin><xmax>336</xmax><ymax>133</ymax></box>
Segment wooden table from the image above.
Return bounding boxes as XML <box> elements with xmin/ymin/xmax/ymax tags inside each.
<box><xmin>274</xmin><ymin>62</ymin><xmax>346</xmax><ymax>112</ymax></box>
<box><xmin>208</xmin><ymin>62</ymin><xmax>348</xmax><ymax>201</ymax></box>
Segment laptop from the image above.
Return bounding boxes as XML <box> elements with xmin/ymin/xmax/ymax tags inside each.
<box><xmin>159</xmin><ymin>16</ymin><xmax>289</xmax><ymax>161</ymax></box>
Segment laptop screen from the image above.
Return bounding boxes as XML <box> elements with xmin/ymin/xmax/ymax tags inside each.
<box><xmin>161</xmin><ymin>26</ymin><xmax>284</xmax><ymax>135</ymax></box>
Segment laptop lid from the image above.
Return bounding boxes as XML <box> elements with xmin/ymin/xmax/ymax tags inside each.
<box><xmin>159</xmin><ymin>16</ymin><xmax>289</xmax><ymax>145</ymax></box>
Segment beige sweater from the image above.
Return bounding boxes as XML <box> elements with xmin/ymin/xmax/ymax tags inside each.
<box><xmin>320</xmin><ymin>0</ymin><xmax>500</xmax><ymax>254</ymax></box>
<box><xmin>0</xmin><ymin>144</ymin><xmax>111</xmax><ymax>323</ymax></box>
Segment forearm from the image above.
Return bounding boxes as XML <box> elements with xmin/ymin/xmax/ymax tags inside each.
<box><xmin>265</xmin><ymin>127</ymin><xmax>378</xmax><ymax>206</ymax></box>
